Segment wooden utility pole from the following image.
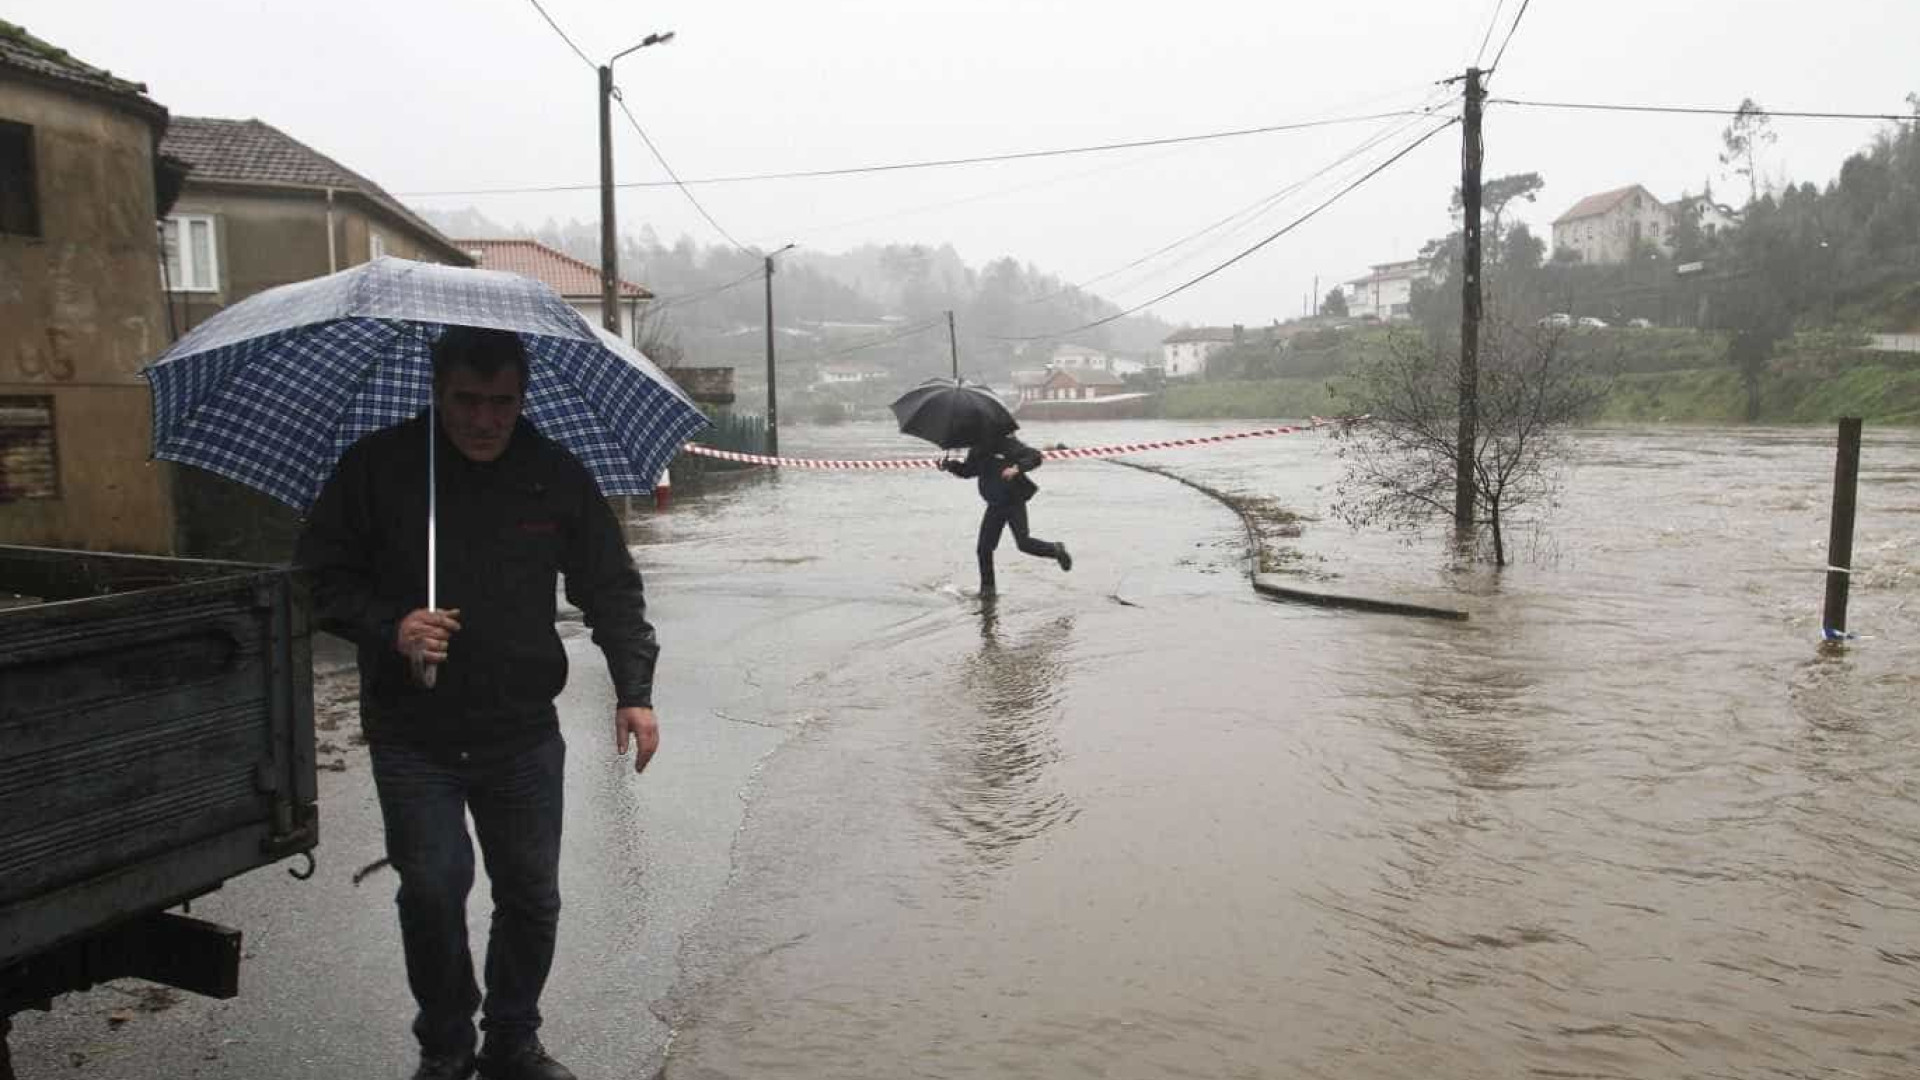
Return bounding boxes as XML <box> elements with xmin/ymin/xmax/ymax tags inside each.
<box><xmin>597</xmin><ymin>65</ymin><xmax>621</xmax><ymax>337</ymax></box>
<box><xmin>763</xmin><ymin>255</ymin><xmax>778</xmax><ymax>456</ymax></box>
<box><xmin>947</xmin><ymin>310</ymin><xmax>959</xmax><ymax>379</ymax></box>
<box><xmin>1823</xmin><ymin>417</ymin><xmax>1863</xmax><ymax>638</ymax></box>
<box><xmin>1455</xmin><ymin>66</ymin><xmax>1485</xmax><ymax>529</ymax></box>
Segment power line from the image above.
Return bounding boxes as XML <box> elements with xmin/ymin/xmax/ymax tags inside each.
<box><xmin>1486</xmin><ymin>0</ymin><xmax>1533</xmax><ymax>76</ymax></box>
<box><xmin>524</xmin><ymin>0</ymin><xmax>595</xmax><ymax>70</ymax></box>
<box><xmin>794</xmin><ymin>317</ymin><xmax>948</xmax><ymax>365</ymax></box>
<box><xmin>988</xmin><ymin>118</ymin><xmax>1460</xmax><ymax>343</ymax></box>
<box><xmin>1025</xmin><ymin>90</ymin><xmax>1459</xmax><ymax>309</ymax></box>
<box><xmin>1490</xmin><ymin>97</ymin><xmax>1919</xmax><ymax>122</ymax></box>
<box><xmin>394</xmin><ymin>108</ymin><xmax>1440</xmax><ymax>197</ymax></box>
<box><xmin>611</xmin><ymin>90</ymin><xmax>754</xmax><ymax>254</ymax></box>
<box><xmin>1473</xmin><ymin>0</ymin><xmax>1508</xmax><ymax>68</ymax></box>
<box><xmin>646</xmin><ymin>266</ymin><xmax>767</xmax><ymax>312</ymax></box>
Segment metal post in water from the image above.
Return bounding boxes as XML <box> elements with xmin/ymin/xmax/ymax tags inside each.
<box><xmin>1822</xmin><ymin>417</ymin><xmax>1862</xmax><ymax>639</ymax></box>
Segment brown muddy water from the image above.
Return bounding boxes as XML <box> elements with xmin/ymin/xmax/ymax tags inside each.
<box><xmin>642</xmin><ymin>421</ymin><xmax>1920</xmax><ymax>1079</ymax></box>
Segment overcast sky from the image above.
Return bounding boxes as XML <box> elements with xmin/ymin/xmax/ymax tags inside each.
<box><xmin>19</xmin><ymin>0</ymin><xmax>1918</xmax><ymax>327</ymax></box>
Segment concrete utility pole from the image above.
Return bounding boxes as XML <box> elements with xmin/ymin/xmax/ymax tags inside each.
<box><xmin>947</xmin><ymin>310</ymin><xmax>959</xmax><ymax>379</ymax></box>
<box><xmin>597</xmin><ymin>64</ymin><xmax>619</xmax><ymax>336</ymax></box>
<box><xmin>764</xmin><ymin>254</ymin><xmax>778</xmax><ymax>455</ymax></box>
<box><xmin>762</xmin><ymin>243</ymin><xmax>794</xmax><ymax>455</ymax></box>
<box><xmin>597</xmin><ymin>31</ymin><xmax>675</xmax><ymax>339</ymax></box>
<box><xmin>1455</xmin><ymin>66</ymin><xmax>1485</xmax><ymax>530</ymax></box>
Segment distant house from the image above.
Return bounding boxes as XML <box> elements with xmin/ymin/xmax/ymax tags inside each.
<box><xmin>1011</xmin><ymin>369</ymin><xmax>1051</xmax><ymax>403</ymax></box>
<box><xmin>1052</xmin><ymin>343</ymin><xmax>1113</xmax><ymax>371</ymax></box>
<box><xmin>1038</xmin><ymin>367</ymin><xmax>1127</xmax><ymax>401</ymax></box>
<box><xmin>1342</xmin><ymin>260</ymin><xmax>1428</xmax><ymax>322</ymax></box>
<box><xmin>815</xmin><ymin>365</ymin><xmax>885</xmax><ymax>387</ymax></box>
<box><xmin>1</xmin><ymin>19</ymin><xmax>181</xmax><ymax>553</ymax></box>
<box><xmin>460</xmin><ymin>237</ymin><xmax>651</xmax><ymax>346</ymax></box>
<box><xmin>159</xmin><ymin>116</ymin><xmax>473</xmax><ymax>333</ymax></box>
<box><xmin>1551</xmin><ymin>184</ymin><xmax>1675</xmax><ymax>264</ymax></box>
<box><xmin>1668</xmin><ymin>189</ymin><xmax>1740</xmax><ymax>243</ymax></box>
<box><xmin>1161</xmin><ymin>327</ymin><xmax>1238</xmax><ymax>378</ymax></box>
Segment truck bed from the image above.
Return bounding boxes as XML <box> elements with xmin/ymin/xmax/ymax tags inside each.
<box><xmin>0</xmin><ymin>545</ymin><xmax>316</xmax><ymax>977</ymax></box>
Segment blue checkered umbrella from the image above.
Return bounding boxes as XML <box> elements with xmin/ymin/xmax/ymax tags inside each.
<box><xmin>144</xmin><ymin>256</ymin><xmax>708</xmax><ymax>513</ymax></box>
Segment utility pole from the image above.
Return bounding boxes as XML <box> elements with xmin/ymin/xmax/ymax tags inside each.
<box><xmin>947</xmin><ymin>310</ymin><xmax>959</xmax><ymax>380</ymax></box>
<box><xmin>764</xmin><ymin>255</ymin><xmax>778</xmax><ymax>456</ymax></box>
<box><xmin>1313</xmin><ymin>274</ymin><xmax>1320</xmax><ymax>317</ymax></box>
<box><xmin>597</xmin><ymin>64</ymin><xmax>620</xmax><ymax>336</ymax></box>
<box><xmin>1455</xmin><ymin>66</ymin><xmax>1485</xmax><ymax>531</ymax></box>
<box><xmin>761</xmin><ymin>242</ymin><xmax>795</xmax><ymax>456</ymax></box>
<box><xmin>597</xmin><ymin>31</ymin><xmax>675</xmax><ymax>341</ymax></box>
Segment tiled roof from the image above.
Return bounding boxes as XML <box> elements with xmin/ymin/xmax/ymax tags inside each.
<box><xmin>1048</xmin><ymin>367</ymin><xmax>1127</xmax><ymax>387</ymax></box>
<box><xmin>0</xmin><ymin>19</ymin><xmax>164</xmax><ymax>121</ymax></box>
<box><xmin>1163</xmin><ymin>326</ymin><xmax>1239</xmax><ymax>345</ymax></box>
<box><xmin>458</xmin><ymin>239</ymin><xmax>650</xmax><ymax>299</ymax></box>
<box><xmin>161</xmin><ymin>116</ymin><xmax>465</xmax><ymax>261</ymax></box>
<box><xmin>1553</xmin><ymin>184</ymin><xmax>1656</xmax><ymax>225</ymax></box>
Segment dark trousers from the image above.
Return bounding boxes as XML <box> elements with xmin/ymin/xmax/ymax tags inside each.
<box><xmin>369</xmin><ymin>733</ymin><xmax>566</xmax><ymax>1058</ymax></box>
<box><xmin>977</xmin><ymin>500</ymin><xmax>1057</xmax><ymax>591</ymax></box>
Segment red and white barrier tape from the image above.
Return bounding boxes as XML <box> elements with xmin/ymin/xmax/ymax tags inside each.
<box><xmin>679</xmin><ymin>417</ymin><xmax>1361</xmax><ymax>470</ymax></box>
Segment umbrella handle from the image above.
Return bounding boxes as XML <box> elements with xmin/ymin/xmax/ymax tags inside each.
<box><xmin>410</xmin><ymin>655</ymin><xmax>439</xmax><ymax>689</ymax></box>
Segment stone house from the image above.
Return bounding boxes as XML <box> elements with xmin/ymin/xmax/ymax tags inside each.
<box><xmin>1551</xmin><ymin>184</ymin><xmax>1675</xmax><ymax>264</ymax></box>
<box><xmin>0</xmin><ymin>20</ymin><xmax>180</xmax><ymax>552</ymax></box>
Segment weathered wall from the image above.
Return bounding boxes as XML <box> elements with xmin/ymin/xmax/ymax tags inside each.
<box><xmin>0</xmin><ymin>77</ymin><xmax>174</xmax><ymax>552</ymax></box>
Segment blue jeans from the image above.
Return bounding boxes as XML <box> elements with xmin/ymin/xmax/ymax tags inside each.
<box><xmin>369</xmin><ymin>733</ymin><xmax>565</xmax><ymax>1057</ymax></box>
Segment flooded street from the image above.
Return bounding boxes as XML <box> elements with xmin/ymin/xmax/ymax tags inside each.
<box><xmin>650</xmin><ymin>421</ymin><xmax>1920</xmax><ymax>1079</ymax></box>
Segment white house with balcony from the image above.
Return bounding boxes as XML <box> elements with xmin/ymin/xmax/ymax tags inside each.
<box><xmin>1342</xmin><ymin>260</ymin><xmax>1429</xmax><ymax>322</ymax></box>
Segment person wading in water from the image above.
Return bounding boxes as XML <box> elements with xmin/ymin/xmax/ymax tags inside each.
<box><xmin>938</xmin><ymin>429</ymin><xmax>1072</xmax><ymax>597</ymax></box>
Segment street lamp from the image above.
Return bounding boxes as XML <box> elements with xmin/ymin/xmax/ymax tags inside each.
<box><xmin>599</xmin><ymin>30</ymin><xmax>675</xmax><ymax>340</ymax></box>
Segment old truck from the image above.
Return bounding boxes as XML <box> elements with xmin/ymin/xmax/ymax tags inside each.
<box><xmin>0</xmin><ymin>544</ymin><xmax>317</xmax><ymax>1077</ymax></box>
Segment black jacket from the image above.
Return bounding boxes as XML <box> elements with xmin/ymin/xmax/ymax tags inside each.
<box><xmin>946</xmin><ymin>433</ymin><xmax>1043</xmax><ymax>505</ymax></box>
<box><xmin>295</xmin><ymin>413</ymin><xmax>658</xmax><ymax>755</ymax></box>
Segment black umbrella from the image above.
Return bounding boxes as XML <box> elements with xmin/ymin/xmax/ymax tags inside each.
<box><xmin>891</xmin><ymin>378</ymin><xmax>1017</xmax><ymax>450</ymax></box>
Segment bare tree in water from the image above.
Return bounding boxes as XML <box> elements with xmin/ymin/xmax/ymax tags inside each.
<box><xmin>1333</xmin><ymin>323</ymin><xmax>1607</xmax><ymax>566</ymax></box>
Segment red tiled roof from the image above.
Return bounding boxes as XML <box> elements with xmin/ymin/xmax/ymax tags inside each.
<box><xmin>1553</xmin><ymin>184</ymin><xmax>1657</xmax><ymax>225</ymax></box>
<box><xmin>163</xmin><ymin>117</ymin><xmax>467</xmax><ymax>262</ymax></box>
<box><xmin>457</xmin><ymin>239</ymin><xmax>651</xmax><ymax>300</ymax></box>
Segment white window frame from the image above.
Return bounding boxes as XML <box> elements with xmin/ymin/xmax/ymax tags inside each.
<box><xmin>370</xmin><ymin>232</ymin><xmax>387</xmax><ymax>260</ymax></box>
<box><xmin>161</xmin><ymin>214</ymin><xmax>220</xmax><ymax>292</ymax></box>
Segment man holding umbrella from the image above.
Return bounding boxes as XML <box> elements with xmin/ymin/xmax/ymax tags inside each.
<box><xmin>893</xmin><ymin>378</ymin><xmax>1073</xmax><ymax>598</ymax></box>
<box><xmin>296</xmin><ymin>326</ymin><xmax>656</xmax><ymax>1080</ymax></box>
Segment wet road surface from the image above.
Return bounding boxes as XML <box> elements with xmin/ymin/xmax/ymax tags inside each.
<box><xmin>13</xmin><ymin>420</ymin><xmax>1920</xmax><ymax>1079</ymax></box>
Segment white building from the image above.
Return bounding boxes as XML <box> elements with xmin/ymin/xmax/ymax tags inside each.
<box><xmin>816</xmin><ymin>365</ymin><xmax>884</xmax><ymax>387</ymax></box>
<box><xmin>1051</xmin><ymin>343</ymin><xmax>1113</xmax><ymax>371</ymax></box>
<box><xmin>1669</xmin><ymin>189</ymin><xmax>1740</xmax><ymax>243</ymax></box>
<box><xmin>1160</xmin><ymin>327</ymin><xmax>1238</xmax><ymax>378</ymax></box>
<box><xmin>1342</xmin><ymin>259</ymin><xmax>1428</xmax><ymax>322</ymax></box>
<box><xmin>1551</xmin><ymin>184</ymin><xmax>1675</xmax><ymax>264</ymax></box>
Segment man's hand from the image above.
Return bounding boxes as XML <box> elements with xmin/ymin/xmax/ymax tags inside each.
<box><xmin>615</xmin><ymin>706</ymin><xmax>659</xmax><ymax>774</ymax></box>
<box><xmin>396</xmin><ymin>608</ymin><xmax>462</xmax><ymax>663</ymax></box>
<box><xmin>1000</xmin><ymin>465</ymin><xmax>1020</xmax><ymax>480</ymax></box>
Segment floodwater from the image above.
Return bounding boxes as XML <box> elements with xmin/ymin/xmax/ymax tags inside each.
<box><xmin>640</xmin><ymin>419</ymin><xmax>1920</xmax><ymax>1080</ymax></box>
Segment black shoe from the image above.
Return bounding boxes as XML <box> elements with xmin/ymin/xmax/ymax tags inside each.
<box><xmin>1054</xmin><ymin>543</ymin><xmax>1073</xmax><ymax>572</ymax></box>
<box><xmin>411</xmin><ymin>1050</ymin><xmax>476</xmax><ymax>1080</ymax></box>
<box><xmin>476</xmin><ymin>1038</ymin><xmax>577</xmax><ymax>1080</ymax></box>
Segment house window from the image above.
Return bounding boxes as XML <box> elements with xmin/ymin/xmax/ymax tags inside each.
<box><xmin>370</xmin><ymin>233</ymin><xmax>386</xmax><ymax>259</ymax></box>
<box><xmin>0</xmin><ymin>120</ymin><xmax>39</xmax><ymax>237</ymax></box>
<box><xmin>161</xmin><ymin>214</ymin><xmax>219</xmax><ymax>291</ymax></box>
<box><xmin>0</xmin><ymin>396</ymin><xmax>58</xmax><ymax>502</ymax></box>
